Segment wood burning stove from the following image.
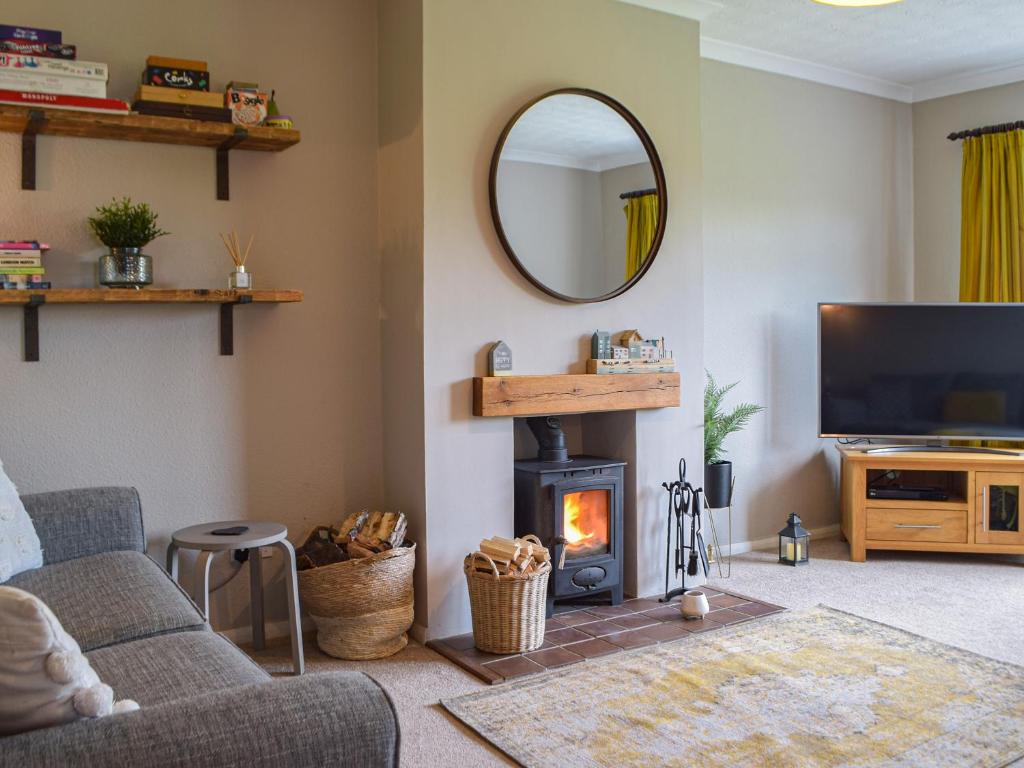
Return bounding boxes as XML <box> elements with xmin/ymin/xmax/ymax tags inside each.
<box><xmin>514</xmin><ymin>418</ymin><xmax>625</xmax><ymax>616</ymax></box>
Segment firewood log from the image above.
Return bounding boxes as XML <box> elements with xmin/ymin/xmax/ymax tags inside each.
<box><xmin>296</xmin><ymin>554</ymin><xmax>316</xmax><ymax>571</ymax></box>
<box><xmin>385</xmin><ymin>514</ymin><xmax>408</xmax><ymax>549</ymax></box>
<box><xmin>354</xmin><ymin>533</ymin><xmax>386</xmax><ymax>552</ymax></box>
<box><xmin>514</xmin><ymin>536</ymin><xmax>550</xmax><ymax>563</ymax></box>
<box><xmin>480</xmin><ymin>538</ymin><xmax>520</xmax><ymax>562</ymax></box>
<box><xmin>334</xmin><ymin>510</ymin><xmax>368</xmax><ymax>542</ymax></box>
<box><xmin>348</xmin><ymin>542</ymin><xmax>376</xmax><ymax>559</ymax></box>
<box><xmin>368</xmin><ymin>511</ymin><xmax>396</xmax><ymax>539</ymax></box>
<box><xmin>363</xmin><ymin>510</ymin><xmax>384</xmax><ymax>538</ymax></box>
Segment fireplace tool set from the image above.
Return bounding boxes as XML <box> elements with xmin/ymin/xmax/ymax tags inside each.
<box><xmin>660</xmin><ymin>458</ymin><xmax>712</xmax><ymax>602</ymax></box>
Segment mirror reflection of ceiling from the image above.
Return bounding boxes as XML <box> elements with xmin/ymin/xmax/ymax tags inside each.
<box><xmin>501</xmin><ymin>95</ymin><xmax>648</xmax><ymax>172</ymax></box>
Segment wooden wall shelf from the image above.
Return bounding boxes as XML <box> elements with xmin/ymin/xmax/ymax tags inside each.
<box><xmin>0</xmin><ymin>106</ymin><xmax>301</xmax><ymax>200</ymax></box>
<box><xmin>473</xmin><ymin>373</ymin><xmax>680</xmax><ymax>417</ymax></box>
<box><xmin>0</xmin><ymin>289</ymin><xmax>302</xmax><ymax>361</ymax></box>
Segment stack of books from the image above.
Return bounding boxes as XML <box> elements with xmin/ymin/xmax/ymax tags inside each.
<box><xmin>0</xmin><ymin>23</ymin><xmax>128</xmax><ymax>114</ymax></box>
<box><xmin>133</xmin><ymin>55</ymin><xmax>230</xmax><ymax>123</ymax></box>
<box><xmin>0</xmin><ymin>240</ymin><xmax>50</xmax><ymax>289</ymax></box>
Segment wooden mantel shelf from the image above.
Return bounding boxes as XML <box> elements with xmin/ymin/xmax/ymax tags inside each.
<box><xmin>1</xmin><ymin>289</ymin><xmax>303</xmax><ymax>361</ymax></box>
<box><xmin>0</xmin><ymin>105</ymin><xmax>301</xmax><ymax>200</ymax></box>
<box><xmin>473</xmin><ymin>373</ymin><xmax>680</xmax><ymax>417</ymax></box>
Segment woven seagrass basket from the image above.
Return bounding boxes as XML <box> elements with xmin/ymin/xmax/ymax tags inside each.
<box><xmin>297</xmin><ymin>527</ymin><xmax>415</xmax><ymax>660</ymax></box>
<box><xmin>463</xmin><ymin>539</ymin><xmax>551</xmax><ymax>654</ymax></box>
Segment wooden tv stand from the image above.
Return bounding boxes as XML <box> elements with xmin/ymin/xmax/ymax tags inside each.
<box><xmin>838</xmin><ymin>446</ymin><xmax>1024</xmax><ymax>561</ymax></box>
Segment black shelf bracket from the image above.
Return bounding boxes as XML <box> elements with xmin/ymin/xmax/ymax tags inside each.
<box><xmin>216</xmin><ymin>128</ymin><xmax>249</xmax><ymax>201</ymax></box>
<box><xmin>24</xmin><ymin>294</ymin><xmax>45</xmax><ymax>362</ymax></box>
<box><xmin>219</xmin><ymin>294</ymin><xmax>253</xmax><ymax>355</ymax></box>
<box><xmin>22</xmin><ymin>110</ymin><xmax>45</xmax><ymax>191</ymax></box>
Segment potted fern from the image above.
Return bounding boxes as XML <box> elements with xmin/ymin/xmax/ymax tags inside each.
<box><xmin>88</xmin><ymin>197</ymin><xmax>169</xmax><ymax>288</ymax></box>
<box><xmin>704</xmin><ymin>371</ymin><xmax>764</xmax><ymax>509</ymax></box>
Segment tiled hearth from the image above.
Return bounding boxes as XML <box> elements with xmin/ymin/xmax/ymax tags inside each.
<box><xmin>428</xmin><ymin>589</ymin><xmax>784</xmax><ymax>684</ymax></box>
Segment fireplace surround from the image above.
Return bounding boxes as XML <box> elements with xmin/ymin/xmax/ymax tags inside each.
<box><xmin>514</xmin><ymin>418</ymin><xmax>625</xmax><ymax>616</ymax></box>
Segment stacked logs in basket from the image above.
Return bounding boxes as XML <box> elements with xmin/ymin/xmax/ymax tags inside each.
<box><xmin>471</xmin><ymin>536</ymin><xmax>551</xmax><ymax>577</ymax></box>
<box><xmin>295</xmin><ymin>510</ymin><xmax>415</xmax><ymax>661</ymax></box>
<box><xmin>465</xmin><ymin>534</ymin><xmax>552</xmax><ymax>654</ymax></box>
<box><xmin>295</xmin><ymin>510</ymin><xmax>408</xmax><ymax>571</ymax></box>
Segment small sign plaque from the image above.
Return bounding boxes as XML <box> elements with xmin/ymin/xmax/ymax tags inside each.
<box><xmin>488</xmin><ymin>340</ymin><xmax>513</xmax><ymax>376</ymax></box>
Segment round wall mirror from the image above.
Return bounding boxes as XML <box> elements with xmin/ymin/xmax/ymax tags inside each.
<box><xmin>489</xmin><ymin>88</ymin><xmax>667</xmax><ymax>303</ymax></box>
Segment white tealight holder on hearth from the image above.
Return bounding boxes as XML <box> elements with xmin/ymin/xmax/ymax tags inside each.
<box><xmin>680</xmin><ymin>589</ymin><xmax>710</xmax><ymax>619</ymax></box>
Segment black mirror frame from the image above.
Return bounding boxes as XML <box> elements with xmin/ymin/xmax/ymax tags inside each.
<box><xmin>489</xmin><ymin>87</ymin><xmax>668</xmax><ymax>304</ymax></box>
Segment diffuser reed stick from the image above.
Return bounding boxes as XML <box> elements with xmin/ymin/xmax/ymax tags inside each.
<box><xmin>220</xmin><ymin>230</ymin><xmax>255</xmax><ymax>268</ymax></box>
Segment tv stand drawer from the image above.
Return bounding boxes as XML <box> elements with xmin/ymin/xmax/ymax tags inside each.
<box><xmin>865</xmin><ymin>508</ymin><xmax>967</xmax><ymax>543</ymax></box>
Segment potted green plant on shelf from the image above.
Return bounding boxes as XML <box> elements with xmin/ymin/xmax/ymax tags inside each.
<box><xmin>88</xmin><ymin>197</ymin><xmax>169</xmax><ymax>288</ymax></box>
<box><xmin>704</xmin><ymin>370</ymin><xmax>764</xmax><ymax>509</ymax></box>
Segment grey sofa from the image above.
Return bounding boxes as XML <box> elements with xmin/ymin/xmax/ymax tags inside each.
<box><xmin>2</xmin><ymin>488</ymin><xmax>400</xmax><ymax>767</ymax></box>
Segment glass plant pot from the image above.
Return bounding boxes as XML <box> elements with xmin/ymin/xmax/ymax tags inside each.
<box><xmin>99</xmin><ymin>247</ymin><xmax>152</xmax><ymax>288</ymax></box>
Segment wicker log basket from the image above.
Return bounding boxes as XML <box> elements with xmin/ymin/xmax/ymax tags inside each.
<box><xmin>297</xmin><ymin>526</ymin><xmax>415</xmax><ymax>660</ymax></box>
<box><xmin>464</xmin><ymin>536</ymin><xmax>551</xmax><ymax>654</ymax></box>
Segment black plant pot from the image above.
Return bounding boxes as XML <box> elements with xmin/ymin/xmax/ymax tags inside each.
<box><xmin>704</xmin><ymin>461</ymin><xmax>733</xmax><ymax>509</ymax></box>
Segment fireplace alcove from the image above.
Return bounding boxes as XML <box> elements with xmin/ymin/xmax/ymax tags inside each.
<box><xmin>513</xmin><ymin>413</ymin><xmax>634</xmax><ymax>616</ymax></box>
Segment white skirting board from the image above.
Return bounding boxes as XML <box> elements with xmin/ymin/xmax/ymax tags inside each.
<box><xmin>410</xmin><ymin>622</ymin><xmax>427</xmax><ymax>644</ymax></box>
<box><xmin>219</xmin><ymin>616</ymin><xmax>315</xmax><ymax>646</ymax></box>
<box><xmin>717</xmin><ymin>523</ymin><xmax>841</xmax><ymax>557</ymax></box>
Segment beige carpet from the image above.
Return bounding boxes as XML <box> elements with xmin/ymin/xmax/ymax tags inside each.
<box><xmin>245</xmin><ymin>535</ymin><xmax>1024</xmax><ymax>767</ymax></box>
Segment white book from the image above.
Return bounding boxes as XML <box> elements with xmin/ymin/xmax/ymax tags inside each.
<box><xmin>0</xmin><ymin>69</ymin><xmax>106</xmax><ymax>99</ymax></box>
<box><xmin>0</xmin><ymin>53</ymin><xmax>108</xmax><ymax>81</ymax></box>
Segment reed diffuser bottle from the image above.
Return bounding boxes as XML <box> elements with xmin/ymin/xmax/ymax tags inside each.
<box><xmin>220</xmin><ymin>230</ymin><xmax>253</xmax><ymax>289</ymax></box>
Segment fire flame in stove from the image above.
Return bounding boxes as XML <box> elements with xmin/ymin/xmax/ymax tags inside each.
<box><xmin>563</xmin><ymin>490</ymin><xmax>609</xmax><ymax>557</ymax></box>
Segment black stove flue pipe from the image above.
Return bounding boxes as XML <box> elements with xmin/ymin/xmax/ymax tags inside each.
<box><xmin>527</xmin><ymin>416</ymin><xmax>570</xmax><ymax>463</ymax></box>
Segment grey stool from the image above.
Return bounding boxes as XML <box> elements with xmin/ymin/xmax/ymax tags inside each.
<box><xmin>166</xmin><ymin>521</ymin><xmax>304</xmax><ymax>675</ymax></box>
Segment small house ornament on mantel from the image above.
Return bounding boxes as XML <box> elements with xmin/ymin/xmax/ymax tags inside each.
<box><xmin>488</xmin><ymin>341</ymin><xmax>513</xmax><ymax>376</ymax></box>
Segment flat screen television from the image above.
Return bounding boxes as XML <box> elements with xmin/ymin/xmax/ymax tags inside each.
<box><xmin>819</xmin><ymin>303</ymin><xmax>1024</xmax><ymax>441</ymax></box>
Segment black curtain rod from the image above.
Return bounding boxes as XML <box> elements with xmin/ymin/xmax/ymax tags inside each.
<box><xmin>619</xmin><ymin>188</ymin><xmax>657</xmax><ymax>199</ymax></box>
<box><xmin>947</xmin><ymin>121</ymin><xmax>1024</xmax><ymax>141</ymax></box>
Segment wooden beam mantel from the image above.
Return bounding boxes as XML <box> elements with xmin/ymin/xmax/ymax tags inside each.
<box><xmin>473</xmin><ymin>373</ymin><xmax>680</xmax><ymax>417</ymax></box>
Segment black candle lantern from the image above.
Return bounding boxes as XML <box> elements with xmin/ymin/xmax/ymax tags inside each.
<box><xmin>778</xmin><ymin>512</ymin><xmax>810</xmax><ymax>566</ymax></box>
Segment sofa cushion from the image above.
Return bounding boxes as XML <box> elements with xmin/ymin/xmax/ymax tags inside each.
<box><xmin>8</xmin><ymin>551</ymin><xmax>205</xmax><ymax>652</ymax></box>
<box><xmin>86</xmin><ymin>631</ymin><xmax>269</xmax><ymax>708</ymax></box>
<box><xmin>0</xmin><ymin>586</ymin><xmax>139</xmax><ymax>736</ymax></box>
<box><xmin>0</xmin><ymin>459</ymin><xmax>43</xmax><ymax>581</ymax></box>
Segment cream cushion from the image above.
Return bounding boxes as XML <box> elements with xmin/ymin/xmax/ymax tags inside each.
<box><xmin>0</xmin><ymin>585</ymin><xmax>139</xmax><ymax>735</ymax></box>
<box><xmin>0</xmin><ymin>460</ymin><xmax>42</xmax><ymax>582</ymax></box>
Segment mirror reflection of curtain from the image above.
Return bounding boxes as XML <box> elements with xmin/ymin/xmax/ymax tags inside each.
<box><xmin>958</xmin><ymin>129</ymin><xmax>1024</xmax><ymax>447</ymax></box>
<box><xmin>624</xmin><ymin>193</ymin><xmax>658</xmax><ymax>280</ymax></box>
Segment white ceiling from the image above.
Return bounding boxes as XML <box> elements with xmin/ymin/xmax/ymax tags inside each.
<box><xmin>501</xmin><ymin>94</ymin><xmax>649</xmax><ymax>171</ymax></box>
<box><xmin>621</xmin><ymin>0</ymin><xmax>1024</xmax><ymax>103</ymax></box>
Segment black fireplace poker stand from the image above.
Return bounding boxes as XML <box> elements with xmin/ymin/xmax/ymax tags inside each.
<box><xmin>660</xmin><ymin>458</ymin><xmax>709</xmax><ymax>603</ymax></box>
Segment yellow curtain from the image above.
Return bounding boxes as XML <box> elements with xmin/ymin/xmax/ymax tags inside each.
<box><xmin>959</xmin><ymin>129</ymin><xmax>1024</xmax><ymax>301</ymax></box>
<box><xmin>958</xmin><ymin>129</ymin><xmax>1024</xmax><ymax>448</ymax></box>
<box><xmin>624</xmin><ymin>193</ymin><xmax>658</xmax><ymax>281</ymax></box>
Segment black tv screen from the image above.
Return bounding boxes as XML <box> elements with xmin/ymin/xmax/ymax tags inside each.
<box><xmin>819</xmin><ymin>303</ymin><xmax>1024</xmax><ymax>440</ymax></box>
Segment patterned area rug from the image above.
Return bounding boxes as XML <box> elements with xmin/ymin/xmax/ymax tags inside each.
<box><xmin>442</xmin><ymin>607</ymin><xmax>1024</xmax><ymax>767</ymax></box>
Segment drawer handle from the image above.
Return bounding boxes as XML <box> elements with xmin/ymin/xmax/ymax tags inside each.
<box><xmin>894</xmin><ymin>523</ymin><xmax>942</xmax><ymax>529</ymax></box>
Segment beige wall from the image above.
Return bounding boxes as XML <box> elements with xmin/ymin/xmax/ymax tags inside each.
<box><xmin>421</xmin><ymin>0</ymin><xmax>703</xmax><ymax>639</ymax></box>
<box><xmin>701</xmin><ymin>60</ymin><xmax>914</xmax><ymax>545</ymax></box>
<box><xmin>0</xmin><ymin>0</ymin><xmax>381</xmax><ymax>635</ymax></box>
<box><xmin>913</xmin><ymin>81</ymin><xmax>1024</xmax><ymax>301</ymax></box>
<box><xmin>378</xmin><ymin>0</ymin><xmax>428</xmax><ymax>628</ymax></box>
